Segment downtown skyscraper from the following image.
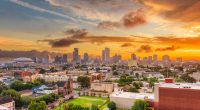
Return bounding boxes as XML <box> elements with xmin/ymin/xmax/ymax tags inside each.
<box><xmin>73</xmin><ymin>48</ymin><xmax>79</xmax><ymax>63</ymax></box>
<box><xmin>102</xmin><ymin>48</ymin><xmax>110</xmax><ymax>63</ymax></box>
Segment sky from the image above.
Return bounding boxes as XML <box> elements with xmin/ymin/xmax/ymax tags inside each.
<box><xmin>1</xmin><ymin>0</ymin><xmax>200</xmax><ymax>60</ymax></box>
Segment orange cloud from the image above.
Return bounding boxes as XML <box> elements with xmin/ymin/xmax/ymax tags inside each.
<box><xmin>121</xmin><ymin>43</ymin><xmax>134</xmax><ymax>47</ymax></box>
<box><xmin>140</xmin><ymin>0</ymin><xmax>200</xmax><ymax>28</ymax></box>
<box><xmin>155</xmin><ymin>45</ymin><xmax>179</xmax><ymax>51</ymax></box>
<box><xmin>97</xmin><ymin>8</ymin><xmax>147</xmax><ymax>29</ymax></box>
<box><xmin>39</xmin><ymin>29</ymin><xmax>139</xmax><ymax>48</ymax></box>
<box><xmin>136</xmin><ymin>45</ymin><xmax>152</xmax><ymax>53</ymax></box>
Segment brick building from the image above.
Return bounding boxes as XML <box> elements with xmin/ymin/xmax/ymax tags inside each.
<box><xmin>154</xmin><ymin>79</ymin><xmax>200</xmax><ymax>110</ymax></box>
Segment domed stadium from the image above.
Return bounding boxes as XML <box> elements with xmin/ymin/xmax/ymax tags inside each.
<box><xmin>14</xmin><ymin>57</ymin><xmax>34</xmax><ymax>63</ymax></box>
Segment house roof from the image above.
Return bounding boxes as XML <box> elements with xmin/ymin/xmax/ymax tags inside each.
<box><xmin>56</xmin><ymin>81</ymin><xmax>67</xmax><ymax>87</ymax></box>
<box><xmin>0</xmin><ymin>96</ymin><xmax>13</xmax><ymax>104</ymax></box>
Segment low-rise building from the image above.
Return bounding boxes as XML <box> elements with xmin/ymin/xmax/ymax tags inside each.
<box><xmin>38</xmin><ymin>74</ymin><xmax>69</xmax><ymax>82</ymax></box>
<box><xmin>14</xmin><ymin>71</ymin><xmax>38</xmax><ymax>82</ymax></box>
<box><xmin>33</xmin><ymin>85</ymin><xmax>58</xmax><ymax>94</ymax></box>
<box><xmin>56</xmin><ymin>79</ymin><xmax>73</xmax><ymax>98</ymax></box>
<box><xmin>110</xmin><ymin>92</ymin><xmax>154</xmax><ymax>109</ymax></box>
<box><xmin>89</xmin><ymin>82</ymin><xmax>114</xmax><ymax>97</ymax></box>
<box><xmin>0</xmin><ymin>96</ymin><xmax>15</xmax><ymax>110</ymax></box>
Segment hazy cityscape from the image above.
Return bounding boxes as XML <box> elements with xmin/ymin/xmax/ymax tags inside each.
<box><xmin>1</xmin><ymin>0</ymin><xmax>200</xmax><ymax>110</ymax></box>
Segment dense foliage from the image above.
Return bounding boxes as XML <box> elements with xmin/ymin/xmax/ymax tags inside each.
<box><xmin>107</xmin><ymin>101</ymin><xmax>116</xmax><ymax>110</ymax></box>
<box><xmin>28</xmin><ymin>101</ymin><xmax>47</xmax><ymax>110</ymax></box>
<box><xmin>1</xmin><ymin>89</ymin><xmax>22</xmax><ymax>107</ymax></box>
<box><xmin>0</xmin><ymin>81</ymin><xmax>8</xmax><ymax>93</ymax></box>
<box><xmin>77</xmin><ymin>76</ymin><xmax>90</xmax><ymax>88</ymax></box>
<box><xmin>10</xmin><ymin>79</ymin><xmax>44</xmax><ymax>91</ymax></box>
<box><xmin>118</xmin><ymin>74</ymin><xmax>134</xmax><ymax>86</ymax></box>
<box><xmin>131</xmin><ymin>100</ymin><xmax>151</xmax><ymax>110</ymax></box>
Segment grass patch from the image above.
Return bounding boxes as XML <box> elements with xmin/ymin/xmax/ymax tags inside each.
<box><xmin>54</xmin><ymin>96</ymin><xmax>109</xmax><ymax>110</ymax></box>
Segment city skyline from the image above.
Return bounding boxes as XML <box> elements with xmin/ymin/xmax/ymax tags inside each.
<box><xmin>1</xmin><ymin>0</ymin><xmax>200</xmax><ymax>60</ymax></box>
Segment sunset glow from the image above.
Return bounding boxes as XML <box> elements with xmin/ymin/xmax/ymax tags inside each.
<box><xmin>1</xmin><ymin>0</ymin><xmax>200</xmax><ymax>60</ymax></box>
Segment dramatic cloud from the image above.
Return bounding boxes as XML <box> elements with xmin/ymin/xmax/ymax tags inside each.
<box><xmin>121</xmin><ymin>43</ymin><xmax>134</xmax><ymax>47</ymax></box>
<box><xmin>39</xmin><ymin>29</ymin><xmax>138</xmax><ymax>48</ymax></box>
<box><xmin>156</xmin><ymin>45</ymin><xmax>179</xmax><ymax>51</ymax></box>
<box><xmin>97</xmin><ymin>21</ymin><xmax>121</xmax><ymax>29</ymax></box>
<box><xmin>40</xmin><ymin>28</ymin><xmax>200</xmax><ymax>49</ymax></box>
<box><xmin>121</xmin><ymin>8</ymin><xmax>146</xmax><ymax>28</ymax></box>
<box><xmin>136</xmin><ymin>45</ymin><xmax>152</xmax><ymax>53</ymax></box>
<box><xmin>64</xmin><ymin>29</ymin><xmax>88</xmax><ymax>38</ymax></box>
<box><xmin>139</xmin><ymin>0</ymin><xmax>200</xmax><ymax>28</ymax></box>
<box><xmin>97</xmin><ymin>8</ymin><xmax>147</xmax><ymax>29</ymax></box>
<box><xmin>47</xmin><ymin>39</ymin><xmax>81</xmax><ymax>47</ymax></box>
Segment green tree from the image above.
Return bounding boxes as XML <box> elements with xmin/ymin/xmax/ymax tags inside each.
<box><xmin>1</xmin><ymin>89</ymin><xmax>22</xmax><ymax>107</ymax></box>
<box><xmin>180</xmin><ymin>74</ymin><xmax>196</xmax><ymax>83</ymax></box>
<box><xmin>10</xmin><ymin>80</ymin><xmax>24</xmax><ymax>91</ymax></box>
<box><xmin>133</xmin><ymin>82</ymin><xmax>141</xmax><ymax>89</ymax></box>
<box><xmin>39</xmin><ymin>68</ymin><xmax>46</xmax><ymax>74</ymax></box>
<box><xmin>77</xmin><ymin>76</ymin><xmax>90</xmax><ymax>88</ymax></box>
<box><xmin>38</xmin><ymin>93</ymin><xmax>58</xmax><ymax>104</ymax></box>
<box><xmin>72</xmin><ymin>105</ymin><xmax>83</xmax><ymax>110</ymax></box>
<box><xmin>96</xmin><ymin>68</ymin><xmax>100</xmax><ymax>72</ymax></box>
<box><xmin>64</xmin><ymin>104</ymin><xmax>70</xmax><ymax>110</ymax></box>
<box><xmin>118</xmin><ymin>74</ymin><xmax>134</xmax><ymax>86</ymax></box>
<box><xmin>175</xmin><ymin>77</ymin><xmax>184</xmax><ymax>82</ymax></box>
<box><xmin>10</xmin><ymin>80</ymin><xmax>37</xmax><ymax>91</ymax></box>
<box><xmin>28</xmin><ymin>101</ymin><xmax>46</xmax><ymax>110</ymax></box>
<box><xmin>0</xmin><ymin>81</ymin><xmax>8</xmax><ymax>93</ymax></box>
<box><xmin>68</xmin><ymin>103</ymin><xmax>74</xmax><ymax>110</ymax></box>
<box><xmin>83</xmin><ymin>107</ymin><xmax>90</xmax><ymax>110</ymax></box>
<box><xmin>148</xmin><ymin>78</ymin><xmax>158</xmax><ymax>87</ymax></box>
<box><xmin>21</xmin><ymin>96</ymin><xmax>34</xmax><ymax>107</ymax></box>
<box><xmin>112</xmin><ymin>65</ymin><xmax>117</xmax><ymax>71</ymax></box>
<box><xmin>113</xmin><ymin>71</ymin><xmax>119</xmax><ymax>76</ymax></box>
<box><xmin>107</xmin><ymin>101</ymin><xmax>116</xmax><ymax>110</ymax></box>
<box><xmin>90</xmin><ymin>104</ymin><xmax>98</xmax><ymax>110</ymax></box>
<box><xmin>128</xmin><ymin>87</ymin><xmax>139</xmax><ymax>93</ymax></box>
<box><xmin>50</xmin><ymin>67</ymin><xmax>58</xmax><ymax>72</ymax></box>
<box><xmin>64</xmin><ymin>103</ymin><xmax>74</xmax><ymax>110</ymax></box>
<box><xmin>33</xmin><ymin>78</ymin><xmax>45</xmax><ymax>86</ymax></box>
<box><xmin>161</xmin><ymin>69</ymin><xmax>176</xmax><ymax>77</ymax></box>
<box><xmin>131</xmin><ymin>100</ymin><xmax>150</xmax><ymax>110</ymax></box>
<box><xmin>135</xmin><ymin>73</ymin><xmax>140</xmax><ymax>80</ymax></box>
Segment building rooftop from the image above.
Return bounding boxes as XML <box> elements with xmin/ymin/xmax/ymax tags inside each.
<box><xmin>14</xmin><ymin>57</ymin><xmax>33</xmax><ymax>62</ymax></box>
<box><xmin>110</xmin><ymin>92</ymin><xmax>154</xmax><ymax>100</ymax></box>
<box><xmin>158</xmin><ymin>82</ymin><xmax>200</xmax><ymax>90</ymax></box>
<box><xmin>0</xmin><ymin>96</ymin><xmax>13</xmax><ymax>104</ymax></box>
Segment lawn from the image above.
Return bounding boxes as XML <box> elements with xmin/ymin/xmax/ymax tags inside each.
<box><xmin>54</xmin><ymin>96</ymin><xmax>109</xmax><ymax>110</ymax></box>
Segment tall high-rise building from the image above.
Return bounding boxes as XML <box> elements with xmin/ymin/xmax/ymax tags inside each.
<box><xmin>153</xmin><ymin>54</ymin><xmax>158</xmax><ymax>62</ymax></box>
<box><xmin>73</xmin><ymin>48</ymin><xmax>79</xmax><ymax>62</ymax></box>
<box><xmin>83</xmin><ymin>53</ymin><xmax>89</xmax><ymax>63</ymax></box>
<box><xmin>102</xmin><ymin>48</ymin><xmax>110</xmax><ymax>62</ymax></box>
<box><xmin>162</xmin><ymin>55</ymin><xmax>170</xmax><ymax>62</ymax></box>
<box><xmin>62</xmin><ymin>54</ymin><xmax>68</xmax><ymax>63</ymax></box>
<box><xmin>102</xmin><ymin>50</ymin><xmax>105</xmax><ymax>62</ymax></box>
<box><xmin>148</xmin><ymin>56</ymin><xmax>153</xmax><ymax>63</ymax></box>
<box><xmin>131</xmin><ymin>53</ymin><xmax>137</xmax><ymax>60</ymax></box>
<box><xmin>112</xmin><ymin>54</ymin><xmax>121</xmax><ymax>63</ymax></box>
<box><xmin>43</xmin><ymin>54</ymin><xmax>51</xmax><ymax>64</ymax></box>
<box><xmin>55</xmin><ymin>56</ymin><xmax>62</xmax><ymax>63</ymax></box>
